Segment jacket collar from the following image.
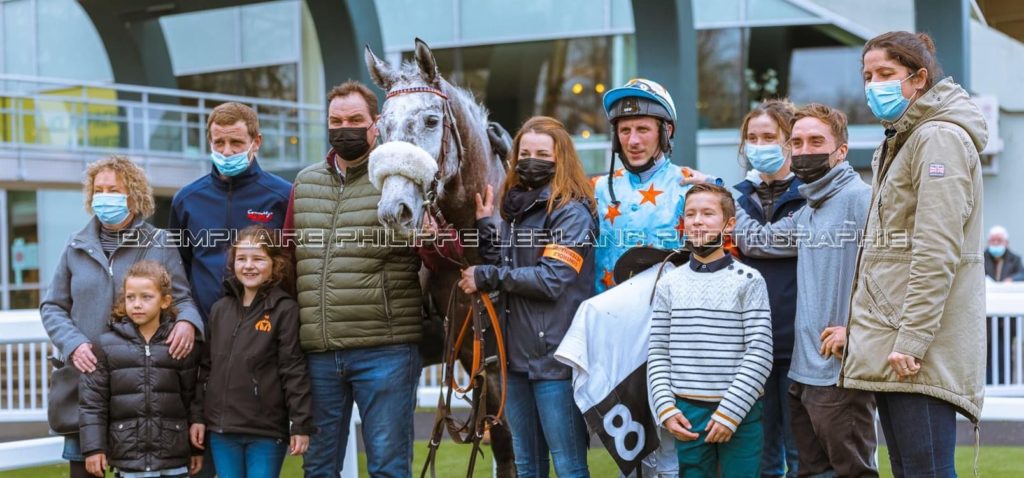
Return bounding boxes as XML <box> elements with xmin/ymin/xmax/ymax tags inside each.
<box><xmin>110</xmin><ymin>315</ymin><xmax>175</xmax><ymax>343</ymax></box>
<box><xmin>326</xmin><ymin>148</ymin><xmax>370</xmax><ymax>179</ymax></box>
<box><xmin>734</xmin><ymin>174</ymin><xmax>804</xmax><ymax>219</ymax></box>
<box><xmin>71</xmin><ymin>216</ymin><xmax>152</xmax><ymax>251</ymax></box>
<box><xmin>209</xmin><ymin>157</ymin><xmax>264</xmax><ymax>190</ymax></box>
<box><xmin>222</xmin><ymin>276</ymin><xmax>289</xmax><ymax>311</ymax></box>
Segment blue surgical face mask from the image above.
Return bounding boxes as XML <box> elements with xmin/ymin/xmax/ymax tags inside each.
<box><xmin>745</xmin><ymin>143</ymin><xmax>786</xmax><ymax>175</ymax></box>
<box><xmin>989</xmin><ymin>245</ymin><xmax>1007</xmax><ymax>258</ymax></box>
<box><xmin>865</xmin><ymin>73</ymin><xmax>916</xmax><ymax>122</ymax></box>
<box><xmin>92</xmin><ymin>193</ymin><xmax>130</xmax><ymax>225</ymax></box>
<box><xmin>210</xmin><ymin>146</ymin><xmax>252</xmax><ymax>177</ymax></box>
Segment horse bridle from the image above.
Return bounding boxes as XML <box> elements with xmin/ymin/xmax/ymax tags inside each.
<box><xmin>384</xmin><ymin>84</ymin><xmax>509</xmax><ymax>478</ymax></box>
<box><xmin>385</xmin><ymin>85</ymin><xmax>465</xmax><ymax>209</ymax></box>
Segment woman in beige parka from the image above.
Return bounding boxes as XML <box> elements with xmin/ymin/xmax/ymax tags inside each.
<box><xmin>840</xmin><ymin>31</ymin><xmax>988</xmax><ymax>476</ymax></box>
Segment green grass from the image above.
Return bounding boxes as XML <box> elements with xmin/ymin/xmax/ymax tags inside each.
<box><xmin>3</xmin><ymin>445</ymin><xmax>1022</xmax><ymax>477</ymax></box>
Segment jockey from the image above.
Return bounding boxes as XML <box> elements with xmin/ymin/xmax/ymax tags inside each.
<box><xmin>593</xmin><ymin>78</ymin><xmax>719</xmax><ymax>294</ymax></box>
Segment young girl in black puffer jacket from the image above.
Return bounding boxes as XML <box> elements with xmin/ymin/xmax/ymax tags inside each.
<box><xmin>79</xmin><ymin>260</ymin><xmax>202</xmax><ymax>478</ymax></box>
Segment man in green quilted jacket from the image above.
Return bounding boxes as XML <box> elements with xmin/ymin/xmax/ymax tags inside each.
<box><xmin>283</xmin><ymin>80</ymin><xmax>422</xmax><ymax>478</ymax></box>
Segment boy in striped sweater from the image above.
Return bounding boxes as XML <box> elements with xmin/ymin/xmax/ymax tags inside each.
<box><xmin>648</xmin><ymin>183</ymin><xmax>773</xmax><ymax>477</ymax></box>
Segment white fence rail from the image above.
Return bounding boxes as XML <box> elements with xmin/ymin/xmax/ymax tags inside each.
<box><xmin>3</xmin><ymin>283</ymin><xmax>1023</xmax><ymax>469</ymax></box>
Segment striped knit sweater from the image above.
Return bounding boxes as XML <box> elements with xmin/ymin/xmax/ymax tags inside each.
<box><xmin>647</xmin><ymin>258</ymin><xmax>773</xmax><ymax>432</ymax></box>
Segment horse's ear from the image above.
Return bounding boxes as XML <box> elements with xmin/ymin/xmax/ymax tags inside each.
<box><xmin>364</xmin><ymin>45</ymin><xmax>393</xmax><ymax>90</ymax></box>
<box><xmin>414</xmin><ymin>38</ymin><xmax>439</xmax><ymax>85</ymax></box>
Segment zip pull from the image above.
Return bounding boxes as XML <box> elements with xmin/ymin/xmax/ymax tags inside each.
<box><xmin>107</xmin><ymin>265</ymin><xmax>113</xmax><ymax>277</ymax></box>
<box><xmin>145</xmin><ymin>345</ymin><xmax>151</xmax><ymax>357</ymax></box>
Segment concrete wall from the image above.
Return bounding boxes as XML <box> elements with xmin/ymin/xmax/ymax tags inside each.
<box><xmin>970</xmin><ymin>20</ymin><xmax>1024</xmax><ymax>243</ymax></box>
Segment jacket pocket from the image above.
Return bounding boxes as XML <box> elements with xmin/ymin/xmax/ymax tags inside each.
<box><xmin>381</xmin><ymin>270</ymin><xmax>394</xmax><ymax>321</ymax></box>
<box><xmin>862</xmin><ymin>270</ymin><xmax>902</xmax><ymax>329</ymax></box>
<box><xmin>157</xmin><ymin>418</ymin><xmax>189</xmax><ymax>459</ymax></box>
<box><xmin>109</xmin><ymin>419</ymin><xmax>140</xmax><ymax>461</ymax></box>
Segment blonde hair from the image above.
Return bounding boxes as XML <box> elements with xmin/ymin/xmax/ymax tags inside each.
<box><xmin>83</xmin><ymin>156</ymin><xmax>155</xmax><ymax>219</ymax></box>
<box><xmin>112</xmin><ymin>260</ymin><xmax>177</xmax><ymax>322</ymax></box>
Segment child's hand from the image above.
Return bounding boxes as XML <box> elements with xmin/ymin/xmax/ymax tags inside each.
<box><xmin>189</xmin><ymin>455</ymin><xmax>203</xmax><ymax>476</ymax></box>
<box><xmin>290</xmin><ymin>434</ymin><xmax>310</xmax><ymax>455</ymax></box>
<box><xmin>819</xmin><ymin>326</ymin><xmax>847</xmax><ymax>359</ymax></box>
<box><xmin>189</xmin><ymin>423</ymin><xmax>206</xmax><ymax>449</ymax></box>
<box><xmin>662</xmin><ymin>413</ymin><xmax>699</xmax><ymax>441</ymax></box>
<box><xmin>85</xmin><ymin>453</ymin><xmax>107</xmax><ymax>477</ymax></box>
<box><xmin>704</xmin><ymin>420</ymin><xmax>734</xmax><ymax>443</ymax></box>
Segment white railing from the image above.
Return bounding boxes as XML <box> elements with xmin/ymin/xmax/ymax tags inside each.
<box><xmin>985</xmin><ymin>282</ymin><xmax>1024</xmax><ymax>395</ymax></box>
<box><xmin>4</xmin><ymin>284</ymin><xmax>1024</xmax><ymax>469</ymax></box>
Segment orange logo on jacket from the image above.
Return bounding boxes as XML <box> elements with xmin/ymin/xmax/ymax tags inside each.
<box><xmin>255</xmin><ymin>314</ymin><xmax>272</xmax><ymax>333</ymax></box>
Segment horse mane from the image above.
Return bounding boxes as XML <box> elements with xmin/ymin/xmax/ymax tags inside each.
<box><xmin>389</xmin><ymin>60</ymin><xmax>492</xmax><ymax>153</ymax></box>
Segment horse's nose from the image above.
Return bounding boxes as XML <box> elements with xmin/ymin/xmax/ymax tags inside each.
<box><xmin>381</xmin><ymin>199</ymin><xmax>417</xmax><ymax>230</ymax></box>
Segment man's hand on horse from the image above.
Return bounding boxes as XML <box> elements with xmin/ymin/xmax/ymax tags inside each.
<box><xmin>459</xmin><ymin>266</ymin><xmax>478</xmax><ymax>294</ymax></box>
<box><xmin>475</xmin><ymin>184</ymin><xmax>495</xmax><ymax>220</ymax></box>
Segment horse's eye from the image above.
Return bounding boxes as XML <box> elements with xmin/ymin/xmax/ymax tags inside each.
<box><xmin>424</xmin><ymin>116</ymin><xmax>441</xmax><ymax>128</ymax></box>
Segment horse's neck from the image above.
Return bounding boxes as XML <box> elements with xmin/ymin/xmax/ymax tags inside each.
<box><xmin>441</xmin><ymin>91</ymin><xmax>503</xmax><ymax>232</ymax></box>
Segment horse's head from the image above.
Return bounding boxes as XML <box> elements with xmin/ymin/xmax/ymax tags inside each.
<box><xmin>365</xmin><ymin>39</ymin><xmax>462</xmax><ymax>233</ymax></box>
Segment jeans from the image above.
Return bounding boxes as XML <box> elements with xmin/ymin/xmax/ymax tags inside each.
<box><xmin>505</xmin><ymin>373</ymin><xmax>590</xmax><ymax>478</ymax></box>
<box><xmin>674</xmin><ymin>398</ymin><xmax>763</xmax><ymax>478</ymax></box>
<box><xmin>789</xmin><ymin>383</ymin><xmax>878</xmax><ymax>478</ymax></box>
<box><xmin>303</xmin><ymin>344</ymin><xmax>421</xmax><ymax>478</ymax></box>
<box><xmin>62</xmin><ymin>434</ymin><xmax>85</xmax><ymax>462</ymax></box>
<box><xmin>209</xmin><ymin>432</ymin><xmax>287</xmax><ymax>478</ymax></box>
<box><xmin>875</xmin><ymin>392</ymin><xmax>957</xmax><ymax>478</ymax></box>
<box><xmin>761</xmin><ymin>363</ymin><xmax>799</xmax><ymax>478</ymax></box>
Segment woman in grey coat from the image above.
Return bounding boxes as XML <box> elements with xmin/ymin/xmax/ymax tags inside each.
<box><xmin>40</xmin><ymin>156</ymin><xmax>203</xmax><ymax>478</ymax></box>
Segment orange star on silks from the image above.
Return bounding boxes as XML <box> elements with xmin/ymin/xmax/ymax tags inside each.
<box><xmin>638</xmin><ymin>183</ymin><xmax>664</xmax><ymax>206</ymax></box>
<box><xmin>590</xmin><ymin>176</ymin><xmax>600</xmax><ymax>188</ymax></box>
<box><xmin>604</xmin><ymin>203</ymin><xmax>622</xmax><ymax>225</ymax></box>
<box><xmin>724</xmin><ymin>235</ymin><xmax>740</xmax><ymax>258</ymax></box>
<box><xmin>674</xmin><ymin>215</ymin><xmax>686</xmax><ymax>239</ymax></box>
<box><xmin>614</xmin><ymin>168</ymin><xmax>625</xmax><ymax>178</ymax></box>
<box><xmin>601</xmin><ymin>269</ymin><xmax>615</xmax><ymax>288</ymax></box>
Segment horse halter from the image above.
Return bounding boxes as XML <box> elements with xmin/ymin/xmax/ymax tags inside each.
<box><xmin>384</xmin><ymin>85</ymin><xmax>466</xmax><ymax>207</ymax></box>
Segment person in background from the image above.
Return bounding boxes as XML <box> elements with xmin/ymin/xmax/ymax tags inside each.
<box><xmin>733</xmin><ymin>98</ymin><xmax>802</xmax><ymax>478</ymax></box>
<box><xmin>984</xmin><ymin>225</ymin><xmax>1023</xmax><ymax>282</ymax></box>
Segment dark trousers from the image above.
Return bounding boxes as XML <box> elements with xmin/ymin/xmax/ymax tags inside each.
<box><xmin>761</xmin><ymin>362</ymin><xmax>799</xmax><ymax>478</ymax></box>
<box><xmin>788</xmin><ymin>382</ymin><xmax>879</xmax><ymax>478</ymax></box>
<box><xmin>875</xmin><ymin>392</ymin><xmax>957</xmax><ymax>478</ymax></box>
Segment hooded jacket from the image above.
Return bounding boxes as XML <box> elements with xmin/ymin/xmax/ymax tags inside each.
<box><xmin>169</xmin><ymin>159</ymin><xmax>292</xmax><ymax>321</ymax></box>
<box><xmin>735</xmin><ymin>161</ymin><xmax>872</xmax><ymax>386</ymax></box>
<box><xmin>839</xmin><ymin>78</ymin><xmax>989</xmax><ymax>422</ymax></box>
<box><xmin>79</xmin><ymin>318</ymin><xmax>200</xmax><ymax>472</ymax></box>
<box><xmin>194</xmin><ymin>280</ymin><xmax>314</xmax><ymax>439</ymax></box>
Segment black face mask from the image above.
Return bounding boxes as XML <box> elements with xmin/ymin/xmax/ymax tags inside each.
<box><xmin>515</xmin><ymin>158</ymin><xmax>556</xmax><ymax>189</ymax></box>
<box><xmin>791</xmin><ymin>153</ymin><xmax>832</xmax><ymax>184</ymax></box>
<box><xmin>329</xmin><ymin>127</ymin><xmax>371</xmax><ymax>161</ymax></box>
<box><xmin>684</xmin><ymin>232</ymin><xmax>725</xmax><ymax>259</ymax></box>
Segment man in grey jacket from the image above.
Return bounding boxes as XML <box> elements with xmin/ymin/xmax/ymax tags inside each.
<box><xmin>734</xmin><ymin>104</ymin><xmax>878</xmax><ymax>478</ymax></box>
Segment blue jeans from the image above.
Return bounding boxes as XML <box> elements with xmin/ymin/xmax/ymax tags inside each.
<box><xmin>761</xmin><ymin>363</ymin><xmax>798</xmax><ymax>478</ymax></box>
<box><xmin>209</xmin><ymin>432</ymin><xmax>287</xmax><ymax>478</ymax></box>
<box><xmin>505</xmin><ymin>373</ymin><xmax>590</xmax><ymax>478</ymax></box>
<box><xmin>303</xmin><ymin>344</ymin><xmax>421</xmax><ymax>478</ymax></box>
<box><xmin>875</xmin><ymin>392</ymin><xmax>957</xmax><ymax>478</ymax></box>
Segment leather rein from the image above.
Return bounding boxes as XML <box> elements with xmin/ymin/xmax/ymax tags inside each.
<box><xmin>384</xmin><ymin>85</ymin><xmax>509</xmax><ymax>478</ymax></box>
